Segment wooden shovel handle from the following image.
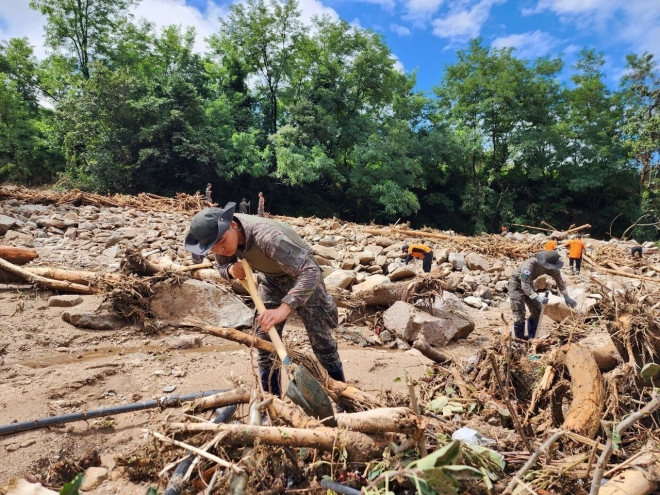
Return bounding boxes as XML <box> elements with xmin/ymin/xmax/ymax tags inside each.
<box><xmin>239</xmin><ymin>259</ymin><xmax>289</xmax><ymax>364</ymax></box>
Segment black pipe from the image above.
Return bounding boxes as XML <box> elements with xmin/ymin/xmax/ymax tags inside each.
<box><xmin>164</xmin><ymin>404</ymin><xmax>237</xmax><ymax>495</ymax></box>
<box><xmin>0</xmin><ymin>389</ymin><xmax>229</xmax><ymax>436</ymax></box>
<box><xmin>320</xmin><ymin>479</ymin><xmax>362</xmax><ymax>495</ymax></box>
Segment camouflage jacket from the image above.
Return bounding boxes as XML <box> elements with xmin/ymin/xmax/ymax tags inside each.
<box><xmin>511</xmin><ymin>257</ymin><xmax>567</xmax><ymax>300</ymax></box>
<box><xmin>214</xmin><ymin>214</ymin><xmax>319</xmax><ymax>310</ymax></box>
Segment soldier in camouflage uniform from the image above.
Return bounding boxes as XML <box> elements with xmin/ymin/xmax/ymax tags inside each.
<box><xmin>508</xmin><ymin>251</ymin><xmax>578</xmax><ymax>339</ymax></box>
<box><xmin>184</xmin><ymin>202</ymin><xmax>345</xmax><ymax>396</ymax></box>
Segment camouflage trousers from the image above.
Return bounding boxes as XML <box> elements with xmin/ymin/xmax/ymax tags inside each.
<box><xmin>508</xmin><ymin>277</ymin><xmax>542</xmax><ymax>325</ymax></box>
<box><xmin>254</xmin><ymin>274</ymin><xmax>342</xmax><ymax>372</ymax></box>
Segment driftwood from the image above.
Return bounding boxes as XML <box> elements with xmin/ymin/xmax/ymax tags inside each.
<box><xmin>567</xmin><ymin>224</ymin><xmax>592</xmax><ymax>234</ymax></box>
<box><xmin>413</xmin><ymin>337</ymin><xmax>451</xmax><ymax>363</ymax></box>
<box><xmin>561</xmin><ymin>344</ymin><xmax>604</xmax><ymax>438</ymax></box>
<box><xmin>590</xmin><ymin>392</ymin><xmax>660</xmax><ymax>495</ymax></box>
<box><xmin>0</xmin><ymin>245</ymin><xmax>38</xmax><ymax>264</ymax></box>
<box><xmin>194</xmin><ymin>324</ymin><xmax>382</xmax><ymax>409</ymax></box>
<box><xmin>167</xmin><ymin>423</ymin><xmax>389</xmax><ymax>462</ymax></box>
<box><xmin>511</xmin><ymin>223</ymin><xmax>551</xmax><ymax>232</ymax></box>
<box><xmin>0</xmin><ymin>258</ymin><xmax>93</xmax><ymax>294</ymax></box>
<box><xmin>584</xmin><ymin>254</ymin><xmax>660</xmax><ymax>282</ymax></box>
<box><xmin>189</xmin><ymin>389</ymin><xmax>252</xmax><ymax>413</ymax></box>
<box><xmin>599</xmin><ymin>451</ymin><xmax>660</xmax><ymax>495</ymax></box>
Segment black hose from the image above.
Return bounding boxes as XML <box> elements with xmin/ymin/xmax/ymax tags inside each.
<box><xmin>319</xmin><ymin>479</ymin><xmax>362</xmax><ymax>495</ymax></box>
<box><xmin>164</xmin><ymin>404</ymin><xmax>237</xmax><ymax>495</ymax></box>
<box><xmin>0</xmin><ymin>389</ymin><xmax>229</xmax><ymax>436</ymax></box>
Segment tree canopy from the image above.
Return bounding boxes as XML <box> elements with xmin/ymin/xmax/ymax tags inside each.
<box><xmin>1</xmin><ymin>0</ymin><xmax>659</xmax><ymax>239</ymax></box>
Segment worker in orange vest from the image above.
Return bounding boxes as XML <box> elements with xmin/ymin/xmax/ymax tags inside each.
<box><xmin>401</xmin><ymin>244</ymin><xmax>434</xmax><ymax>273</ymax></box>
<box><xmin>564</xmin><ymin>234</ymin><xmax>589</xmax><ymax>275</ymax></box>
<box><xmin>545</xmin><ymin>236</ymin><xmax>558</xmax><ymax>251</ymax></box>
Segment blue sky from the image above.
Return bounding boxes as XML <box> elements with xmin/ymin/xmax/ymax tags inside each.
<box><xmin>1</xmin><ymin>0</ymin><xmax>659</xmax><ymax>91</ymax></box>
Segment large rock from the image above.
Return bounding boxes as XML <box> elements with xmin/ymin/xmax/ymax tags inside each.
<box><xmin>444</xmin><ymin>272</ymin><xmax>463</xmax><ymax>290</ymax></box>
<box><xmin>465</xmin><ymin>253</ymin><xmax>490</xmax><ymax>271</ymax></box>
<box><xmin>312</xmin><ymin>245</ymin><xmax>338</xmax><ymax>260</ymax></box>
<box><xmin>373</xmin><ymin>236</ymin><xmax>395</xmax><ymax>247</ymax></box>
<box><xmin>324</xmin><ymin>270</ymin><xmax>357</xmax><ymax>290</ymax></box>
<box><xmin>351</xmin><ymin>274</ymin><xmax>390</xmax><ymax>293</ymax></box>
<box><xmin>389</xmin><ymin>266</ymin><xmax>417</xmax><ymax>282</ymax></box>
<box><xmin>151</xmin><ymin>279</ymin><xmax>253</xmax><ymax>328</ymax></box>
<box><xmin>383</xmin><ymin>301</ymin><xmax>463</xmax><ymax>346</ymax></box>
<box><xmin>448</xmin><ymin>252</ymin><xmax>467</xmax><ymax>270</ymax></box>
<box><xmin>356</xmin><ymin>252</ymin><xmax>376</xmax><ymax>265</ymax></box>
<box><xmin>0</xmin><ymin>214</ymin><xmax>17</xmax><ymax>235</ymax></box>
<box><xmin>364</xmin><ymin>244</ymin><xmax>384</xmax><ymax>256</ymax></box>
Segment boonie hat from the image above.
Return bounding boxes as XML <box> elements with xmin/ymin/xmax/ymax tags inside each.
<box><xmin>184</xmin><ymin>202</ymin><xmax>236</xmax><ymax>255</ymax></box>
<box><xmin>536</xmin><ymin>250</ymin><xmax>563</xmax><ymax>270</ymax></box>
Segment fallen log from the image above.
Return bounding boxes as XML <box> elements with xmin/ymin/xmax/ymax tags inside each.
<box><xmin>562</xmin><ymin>344</ymin><xmax>604</xmax><ymax>439</ymax></box>
<box><xmin>566</xmin><ymin>224</ymin><xmax>591</xmax><ymax>234</ymax></box>
<box><xmin>362</xmin><ymin>227</ymin><xmax>467</xmax><ymax>242</ymax></box>
<box><xmin>167</xmin><ymin>423</ymin><xmax>389</xmax><ymax>462</ymax></box>
<box><xmin>189</xmin><ymin>388</ymin><xmax>252</xmax><ymax>412</ymax></box>
<box><xmin>0</xmin><ymin>245</ymin><xmax>38</xmax><ymax>264</ymax></box>
<box><xmin>599</xmin><ymin>451</ymin><xmax>660</xmax><ymax>495</ymax></box>
<box><xmin>0</xmin><ymin>258</ymin><xmax>94</xmax><ymax>294</ymax></box>
<box><xmin>511</xmin><ymin>223</ymin><xmax>551</xmax><ymax>232</ymax></box>
<box><xmin>584</xmin><ymin>254</ymin><xmax>660</xmax><ymax>283</ymax></box>
<box><xmin>192</xmin><ymin>324</ymin><xmax>382</xmax><ymax>410</ymax></box>
<box><xmin>413</xmin><ymin>337</ymin><xmax>451</xmax><ymax>363</ymax></box>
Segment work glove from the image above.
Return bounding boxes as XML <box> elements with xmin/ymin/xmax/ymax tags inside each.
<box><xmin>564</xmin><ymin>295</ymin><xmax>578</xmax><ymax>308</ymax></box>
<box><xmin>535</xmin><ymin>295</ymin><xmax>549</xmax><ymax>305</ymax></box>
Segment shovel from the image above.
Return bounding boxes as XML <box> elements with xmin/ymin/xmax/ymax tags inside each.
<box><xmin>238</xmin><ymin>259</ymin><xmax>336</xmax><ymax>426</ymax></box>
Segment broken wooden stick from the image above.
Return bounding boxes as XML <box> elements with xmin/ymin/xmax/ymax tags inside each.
<box><xmin>589</xmin><ymin>392</ymin><xmax>660</xmax><ymax>495</ymax></box>
<box><xmin>0</xmin><ymin>258</ymin><xmax>94</xmax><ymax>294</ymax></box>
<box><xmin>561</xmin><ymin>344</ymin><xmax>604</xmax><ymax>439</ymax></box>
<box><xmin>188</xmin><ymin>389</ymin><xmax>252</xmax><ymax>413</ymax></box>
<box><xmin>413</xmin><ymin>337</ymin><xmax>451</xmax><ymax>363</ymax></box>
<box><xmin>167</xmin><ymin>423</ymin><xmax>389</xmax><ymax>462</ymax></box>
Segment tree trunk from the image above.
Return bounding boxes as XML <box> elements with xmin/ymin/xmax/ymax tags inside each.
<box><xmin>167</xmin><ymin>423</ymin><xmax>389</xmax><ymax>462</ymax></box>
<box><xmin>0</xmin><ymin>258</ymin><xmax>94</xmax><ymax>295</ymax></box>
<box><xmin>561</xmin><ymin>344</ymin><xmax>604</xmax><ymax>438</ymax></box>
<box><xmin>0</xmin><ymin>246</ymin><xmax>38</xmax><ymax>265</ymax></box>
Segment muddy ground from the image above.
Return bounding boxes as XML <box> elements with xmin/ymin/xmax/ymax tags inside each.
<box><xmin>0</xmin><ymin>285</ymin><xmax>528</xmax><ymax>494</ymax></box>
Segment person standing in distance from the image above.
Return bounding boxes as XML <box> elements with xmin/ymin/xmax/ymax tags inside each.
<box><xmin>257</xmin><ymin>192</ymin><xmax>265</xmax><ymax>217</ymax></box>
<box><xmin>205</xmin><ymin>183</ymin><xmax>213</xmax><ymax>204</ymax></box>
<box><xmin>184</xmin><ymin>202</ymin><xmax>346</xmax><ymax>397</ymax></box>
<box><xmin>508</xmin><ymin>250</ymin><xmax>577</xmax><ymax>340</ymax></box>
<box><xmin>238</xmin><ymin>198</ymin><xmax>250</xmax><ymax>214</ymax></box>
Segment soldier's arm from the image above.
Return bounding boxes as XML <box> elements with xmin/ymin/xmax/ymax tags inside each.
<box><xmin>548</xmin><ymin>269</ymin><xmax>568</xmax><ymax>295</ymax></box>
<box><xmin>213</xmin><ymin>254</ymin><xmax>239</xmax><ymax>280</ymax></box>
<box><xmin>519</xmin><ymin>262</ymin><xmax>538</xmax><ymax>299</ymax></box>
<box><xmin>254</xmin><ymin>227</ymin><xmax>321</xmax><ymax>310</ymax></box>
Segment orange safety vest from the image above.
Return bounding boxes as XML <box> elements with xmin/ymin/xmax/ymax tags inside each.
<box><xmin>564</xmin><ymin>239</ymin><xmax>587</xmax><ymax>258</ymax></box>
<box><xmin>407</xmin><ymin>244</ymin><xmax>432</xmax><ymax>259</ymax></box>
<box><xmin>545</xmin><ymin>240</ymin><xmax>557</xmax><ymax>250</ymax></box>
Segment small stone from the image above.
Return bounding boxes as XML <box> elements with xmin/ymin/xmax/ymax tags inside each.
<box><xmin>80</xmin><ymin>466</ymin><xmax>108</xmax><ymax>491</ymax></box>
<box><xmin>163</xmin><ymin>385</ymin><xmax>177</xmax><ymax>393</ymax></box>
<box><xmin>48</xmin><ymin>295</ymin><xmax>84</xmax><ymax>307</ymax></box>
<box><xmin>5</xmin><ymin>443</ymin><xmax>19</xmax><ymax>452</ymax></box>
<box><xmin>20</xmin><ymin>439</ymin><xmax>36</xmax><ymax>448</ymax></box>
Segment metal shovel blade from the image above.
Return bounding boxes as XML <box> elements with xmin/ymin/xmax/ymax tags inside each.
<box><xmin>285</xmin><ymin>365</ymin><xmax>336</xmax><ymax>426</ymax></box>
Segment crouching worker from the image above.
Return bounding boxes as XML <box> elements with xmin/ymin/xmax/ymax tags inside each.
<box><xmin>184</xmin><ymin>203</ymin><xmax>346</xmax><ymax>396</ymax></box>
<box><xmin>508</xmin><ymin>251</ymin><xmax>577</xmax><ymax>340</ymax></box>
<box><xmin>402</xmin><ymin>244</ymin><xmax>434</xmax><ymax>273</ymax></box>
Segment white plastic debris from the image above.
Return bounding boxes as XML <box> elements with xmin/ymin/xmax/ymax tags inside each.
<box><xmin>451</xmin><ymin>427</ymin><xmax>496</xmax><ymax>445</ymax></box>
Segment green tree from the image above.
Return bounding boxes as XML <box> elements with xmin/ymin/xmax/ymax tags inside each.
<box><xmin>29</xmin><ymin>0</ymin><xmax>137</xmax><ymax>79</ymax></box>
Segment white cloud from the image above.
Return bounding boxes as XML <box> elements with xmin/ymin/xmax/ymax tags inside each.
<box><xmin>0</xmin><ymin>1</ymin><xmax>48</xmax><ymax>58</ymax></box>
<box><xmin>133</xmin><ymin>0</ymin><xmax>226</xmax><ymax>53</ymax></box>
<box><xmin>390</xmin><ymin>23</ymin><xmax>412</xmax><ymax>36</ymax></box>
<box><xmin>524</xmin><ymin>0</ymin><xmax>660</xmax><ymax>57</ymax></box>
<box><xmin>491</xmin><ymin>30</ymin><xmax>559</xmax><ymax>59</ymax></box>
<box><xmin>404</xmin><ymin>0</ymin><xmax>444</xmax><ymax>21</ymax></box>
<box><xmin>431</xmin><ymin>0</ymin><xmax>505</xmax><ymax>40</ymax></box>
<box><xmin>297</xmin><ymin>0</ymin><xmax>340</xmax><ymax>24</ymax></box>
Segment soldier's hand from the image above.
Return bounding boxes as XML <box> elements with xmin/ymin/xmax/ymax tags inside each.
<box><xmin>258</xmin><ymin>303</ymin><xmax>291</xmax><ymax>331</ymax></box>
<box><xmin>564</xmin><ymin>295</ymin><xmax>578</xmax><ymax>308</ymax></box>
<box><xmin>535</xmin><ymin>295</ymin><xmax>549</xmax><ymax>305</ymax></box>
<box><xmin>230</xmin><ymin>262</ymin><xmax>246</xmax><ymax>280</ymax></box>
